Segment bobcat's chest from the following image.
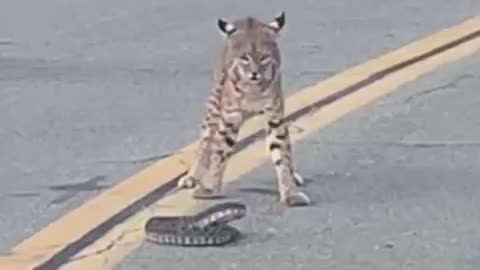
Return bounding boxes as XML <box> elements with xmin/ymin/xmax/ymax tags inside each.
<box><xmin>238</xmin><ymin>94</ymin><xmax>272</xmax><ymax>114</ymax></box>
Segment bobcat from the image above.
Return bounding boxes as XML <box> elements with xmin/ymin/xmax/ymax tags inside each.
<box><xmin>177</xmin><ymin>12</ymin><xmax>310</xmax><ymax>206</ymax></box>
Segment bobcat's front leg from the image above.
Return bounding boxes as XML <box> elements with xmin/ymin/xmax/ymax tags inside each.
<box><xmin>176</xmin><ymin>106</ymin><xmax>220</xmax><ymax>190</ymax></box>
<box><xmin>264</xmin><ymin>103</ymin><xmax>310</xmax><ymax>206</ymax></box>
<box><xmin>192</xmin><ymin>113</ymin><xmax>242</xmax><ymax>199</ymax></box>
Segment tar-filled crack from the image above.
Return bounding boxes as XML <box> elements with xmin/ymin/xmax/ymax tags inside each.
<box><xmin>303</xmin><ymin>139</ymin><xmax>480</xmax><ymax>148</ymax></box>
<box><xmin>65</xmin><ymin>228</ymin><xmax>142</xmax><ymax>264</ymax></box>
<box><xmin>379</xmin><ymin>140</ymin><xmax>480</xmax><ymax>148</ymax></box>
<box><xmin>290</xmin><ymin>124</ymin><xmax>305</xmax><ymax>134</ymax></box>
<box><xmin>402</xmin><ymin>73</ymin><xmax>474</xmax><ymax>103</ymax></box>
<box><xmin>95</xmin><ymin>152</ymin><xmax>175</xmax><ymax>165</ymax></box>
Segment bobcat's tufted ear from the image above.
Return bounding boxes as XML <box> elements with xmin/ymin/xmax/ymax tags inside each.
<box><xmin>218</xmin><ymin>18</ymin><xmax>236</xmax><ymax>36</ymax></box>
<box><xmin>268</xmin><ymin>12</ymin><xmax>285</xmax><ymax>32</ymax></box>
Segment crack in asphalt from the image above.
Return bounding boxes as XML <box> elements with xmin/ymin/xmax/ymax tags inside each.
<box><xmin>304</xmin><ymin>139</ymin><xmax>480</xmax><ymax>148</ymax></box>
<box><xmin>64</xmin><ymin>228</ymin><xmax>142</xmax><ymax>265</ymax></box>
<box><xmin>402</xmin><ymin>73</ymin><xmax>474</xmax><ymax>103</ymax></box>
<box><xmin>94</xmin><ymin>152</ymin><xmax>175</xmax><ymax>165</ymax></box>
<box><xmin>46</xmin><ymin>176</ymin><xmax>110</xmax><ymax>205</ymax></box>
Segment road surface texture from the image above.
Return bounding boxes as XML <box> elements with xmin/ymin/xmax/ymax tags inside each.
<box><xmin>1</xmin><ymin>0</ymin><xmax>479</xmax><ymax>268</ymax></box>
<box><xmin>119</xmin><ymin>53</ymin><xmax>480</xmax><ymax>270</ymax></box>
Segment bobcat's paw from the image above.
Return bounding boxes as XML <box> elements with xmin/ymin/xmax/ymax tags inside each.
<box><xmin>177</xmin><ymin>175</ymin><xmax>197</xmax><ymax>189</ymax></box>
<box><xmin>282</xmin><ymin>190</ymin><xmax>310</xmax><ymax>207</ymax></box>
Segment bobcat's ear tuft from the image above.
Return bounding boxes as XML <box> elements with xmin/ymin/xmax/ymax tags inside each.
<box><xmin>218</xmin><ymin>18</ymin><xmax>236</xmax><ymax>36</ymax></box>
<box><xmin>268</xmin><ymin>12</ymin><xmax>285</xmax><ymax>32</ymax></box>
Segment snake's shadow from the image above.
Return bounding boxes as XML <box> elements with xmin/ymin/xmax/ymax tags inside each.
<box><xmin>225</xmin><ymin>230</ymin><xmax>278</xmax><ymax>247</ymax></box>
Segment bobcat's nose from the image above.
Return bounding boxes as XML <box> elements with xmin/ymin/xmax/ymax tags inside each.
<box><xmin>249</xmin><ymin>72</ymin><xmax>261</xmax><ymax>81</ymax></box>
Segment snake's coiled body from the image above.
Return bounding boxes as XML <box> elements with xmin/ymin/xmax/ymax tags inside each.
<box><xmin>144</xmin><ymin>202</ymin><xmax>246</xmax><ymax>246</ymax></box>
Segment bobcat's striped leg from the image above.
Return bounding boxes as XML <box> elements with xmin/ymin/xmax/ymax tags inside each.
<box><xmin>193</xmin><ymin>114</ymin><xmax>242</xmax><ymax>199</ymax></box>
<box><xmin>265</xmin><ymin>110</ymin><xmax>310</xmax><ymax>206</ymax></box>
<box><xmin>178</xmin><ymin>84</ymin><xmax>226</xmax><ymax>190</ymax></box>
<box><xmin>177</xmin><ymin>111</ymin><xmax>219</xmax><ymax>190</ymax></box>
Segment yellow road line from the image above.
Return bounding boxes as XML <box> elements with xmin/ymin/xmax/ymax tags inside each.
<box><xmin>1</xmin><ymin>16</ymin><xmax>480</xmax><ymax>270</ymax></box>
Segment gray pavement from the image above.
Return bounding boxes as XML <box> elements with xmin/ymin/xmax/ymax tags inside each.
<box><xmin>117</xmin><ymin>45</ymin><xmax>480</xmax><ymax>270</ymax></box>
<box><xmin>0</xmin><ymin>0</ymin><xmax>479</xmax><ymax>268</ymax></box>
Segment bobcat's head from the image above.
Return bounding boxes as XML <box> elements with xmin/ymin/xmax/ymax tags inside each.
<box><xmin>217</xmin><ymin>13</ymin><xmax>285</xmax><ymax>94</ymax></box>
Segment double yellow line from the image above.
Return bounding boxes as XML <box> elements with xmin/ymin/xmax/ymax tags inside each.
<box><xmin>1</xmin><ymin>16</ymin><xmax>480</xmax><ymax>270</ymax></box>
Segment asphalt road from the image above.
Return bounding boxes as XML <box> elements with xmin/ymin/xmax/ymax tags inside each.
<box><xmin>1</xmin><ymin>0</ymin><xmax>480</xmax><ymax>269</ymax></box>
<box><xmin>118</xmin><ymin>45</ymin><xmax>480</xmax><ymax>269</ymax></box>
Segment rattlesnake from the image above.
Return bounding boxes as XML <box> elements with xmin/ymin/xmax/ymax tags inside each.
<box><xmin>144</xmin><ymin>202</ymin><xmax>246</xmax><ymax>246</ymax></box>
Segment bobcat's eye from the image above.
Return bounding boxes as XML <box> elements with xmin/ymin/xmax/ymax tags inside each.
<box><xmin>259</xmin><ymin>54</ymin><xmax>271</xmax><ymax>64</ymax></box>
<box><xmin>239</xmin><ymin>54</ymin><xmax>249</xmax><ymax>63</ymax></box>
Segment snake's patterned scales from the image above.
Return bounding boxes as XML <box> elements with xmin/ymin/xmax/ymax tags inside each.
<box><xmin>144</xmin><ymin>202</ymin><xmax>246</xmax><ymax>246</ymax></box>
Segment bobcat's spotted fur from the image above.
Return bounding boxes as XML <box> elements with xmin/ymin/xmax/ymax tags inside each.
<box><xmin>177</xmin><ymin>12</ymin><xmax>310</xmax><ymax>206</ymax></box>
